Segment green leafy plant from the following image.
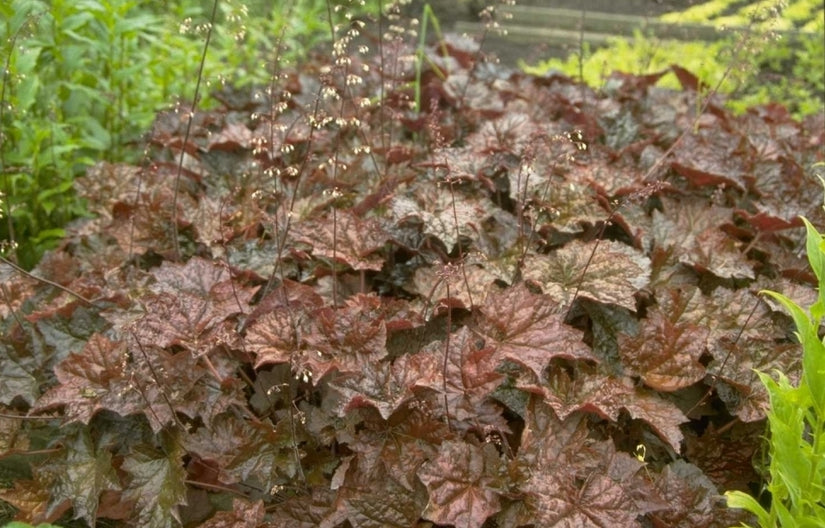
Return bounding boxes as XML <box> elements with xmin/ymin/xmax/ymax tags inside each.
<box><xmin>726</xmin><ymin>198</ymin><xmax>825</xmax><ymax>526</ymax></box>
<box><xmin>0</xmin><ymin>0</ymin><xmax>172</xmax><ymax>267</ymax></box>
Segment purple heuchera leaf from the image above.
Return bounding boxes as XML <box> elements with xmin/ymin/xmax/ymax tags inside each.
<box><xmin>523</xmin><ymin>239</ymin><xmax>651</xmax><ymax>311</ymax></box>
<box><xmin>418</xmin><ymin>440</ymin><xmax>504</xmax><ymax>528</ymax></box>
<box><xmin>121</xmin><ymin>438</ymin><xmax>187</xmax><ymax>528</ymax></box>
<box><xmin>479</xmin><ymin>283</ymin><xmax>597</xmax><ymax>380</ymax></box>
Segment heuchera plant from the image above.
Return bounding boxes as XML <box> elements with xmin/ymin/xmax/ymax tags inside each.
<box><xmin>0</xmin><ymin>2</ymin><xmax>824</xmax><ymax>527</ymax></box>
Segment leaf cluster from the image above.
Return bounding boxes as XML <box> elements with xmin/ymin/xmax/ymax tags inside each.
<box><xmin>1</xmin><ymin>4</ymin><xmax>824</xmax><ymax>527</ymax></box>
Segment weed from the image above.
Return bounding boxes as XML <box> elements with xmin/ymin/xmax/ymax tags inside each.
<box><xmin>171</xmin><ymin>0</ymin><xmax>219</xmax><ymax>262</ymax></box>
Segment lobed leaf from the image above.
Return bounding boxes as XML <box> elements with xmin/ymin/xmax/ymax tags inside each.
<box><xmin>418</xmin><ymin>440</ymin><xmax>505</xmax><ymax>528</ymax></box>
<box><xmin>121</xmin><ymin>434</ymin><xmax>187</xmax><ymax>528</ymax></box>
<box><xmin>479</xmin><ymin>283</ymin><xmax>597</xmax><ymax>380</ymax></box>
<box><xmin>618</xmin><ymin>308</ymin><xmax>708</xmax><ymax>392</ymax></box>
<box><xmin>523</xmin><ymin>239</ymin><xmax>650</xmax><ymax>311</ymax></box>
<box><xmin>294</xmin><ymin>210</ymin><xmax>390</xmax><ymax>271</ymax></box>
<box><xmin>42</xmin><ymin>427</ymin><xmax>120</xmax><ymax>526</ymax></box>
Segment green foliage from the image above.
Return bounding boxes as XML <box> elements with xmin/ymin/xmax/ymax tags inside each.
<box><xmin>523</xmin><ymin>0</ymin><xmax>824</xmax><ymax>121</ymax></box>
<box><xmin>726</xmin><ymin>22</ymin><xmax>825</xmax><ymax>117</ymax></box>
<box><xmin>661</xmin><ymin>0</ymin><xmax>822</xmax><ymax>30</ymax></box>
<box><xmin>0</xmin><ymin>0</ymin><xmax>348</xmax><ymax>269</ymax></box>
<box><xmin>658</xmin><ymin>0</ymin><xmax>741</xmax><ymax>24</ymax></box>
<box><xmin>524</xmin><ymin>31</ymin><xmax>742</xmax><ymax>93</ymax></box>
<box><xmin>726</xmin><ymin>200</ymin><xmax>825</xmax><ymax>526</ymax></box>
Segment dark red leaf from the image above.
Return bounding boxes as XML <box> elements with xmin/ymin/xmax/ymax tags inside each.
<box><xmin>299</xmin><ymin>294</ymin><xmax>389</xmax><ymax>380</ymax></box>
<box><xmin>650</xmin><ymin>460</ymin><xmax>750</xmax><ymax>528</ymax></box>
<box><xmin>521</xmin><ymin>367</ymin><xmax>687</xmax><ymax>451</ymax></box>
<box><xmin>329</xmin><ymin>350</ymin><xmax>439</xmax><ymax>419</ymax></box>
<box><xmin>150</xmin><ymin>257</ymin><xmax>230</xmax><ymax>295</ymax></box>
<box><xmin>618</xmin><ymin>308</ymin><xmax>708</xmax><ymax>392</ymax></box>
<box><xmin>294</xmin><ymin>210</ymin><xmax>389</xmax><ymax>271</ymax></box>
<box><xmin>207</xmin><ymin>122</ymin><xmax>255</xmax><ymax>151</ymax></box>
<box><xmin>684</xmin><ymin>420</ymin><xmax>763</xmax><ymax>492</ymax></box>
<box><xmin>268</xmin><ymin>487</ymin><xmax>348</xmax><ymax>528</ymax></box>
<box><xmin>517</xmin><ymin>397</ymin><xmax>590</xmax><ymax>472</ymax></box>
<box><xmin>200</xmin><ymin>499</ymin><xmax>265</xmax><ymax>528</ymax></box>
<box><xmin>479</xmin><ymin>283</ymin><xmax>597</xmax><ymax>380</ymax></box>
<box><xmin>522</xmin><ymin>471</ymin><xmax>642</xmax><ymax>527</ymax></box>
<box><xmin>336</xmin><ymin>395</ymin><xmax>446</xmax><ymax>482</ymax></box>
<box><xmin>651</xmin><ymin>199</ymin><xmax>754</xmax><ymax>279</ymax></box>
<box><xmin>418</xmin><ymin>327</ymin><xmax>508</xmax><ymax>431</ymax></box>
<box><xmin>735</xmin><ymin>209</ymin><xmax>803</xmax><ymax>232</ymax></box>
<box><xmin>33</xmin><ymin>334</ymin><xmax>141</xmax><ymax>424</ymax></box>
<box><xmin>130</xmin><ymin>291</ymin><xmax>235</xmax><ymax>352</ymax></box>
<box><xmin>669</xmin><ymin>65</ymin><xmax>709</xmax><ymax>92</ymax></box>
<box><xmin>246</xmin><ymin>305</ymin><xmax>308</xmax><ymax>370</ymax></box>
<box><xmin>412</xmin><ymin>263</ymin><xmax>500</xmax><ymax>310</ymax></box>
<box><xmin>183</xmin><ymin>412</ymin><xmax>302</xmax><ymax>488</ymax></box>
<box><xmin>523</xmin><ymin>239</ymin><xmax>651</xmax><ymax>311</ymax></box>
<box><xmin>708</xmin><ymin>336</ymin><xmax>800</xmax><ymax>422</ymax></box>
<box><xmin>390</xmin><ymin>182</ymin><xmax>493</xmax><ymax>252</ymax></box>
<box><xmin>516</xmin><ymin>398</ymin><xmax>653</xmax><ymax>527</ymax></box>
<box><xmin>418</xmin><ymin>440</ymin><xmax>504</xmax><ymax>528</ymax></box>
<box><xmin>746</xmin><ymin>156</ymin><xmax>825</xmax><ymax>231</ymax></box>
<box><xmin>245</xmin><ymin>281</ymin><xmax>323</xmax><ymax>371</ymax></box>
<box><xmin>670</xmin><ymin>126</ymin><xmax>748</xmax><ymax>191</ymax></box>
<box><xmin>344</xmin><ymin>467</ymin><xmax>429</xmax><ymax>528</ymax></box>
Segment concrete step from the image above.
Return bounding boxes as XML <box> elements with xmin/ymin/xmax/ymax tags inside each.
<box><xmin>453</xmin><ymin>21</ymin><xmax>616</xmax><ymax>47</ymax></box>
<box><xmin>451</xmin><ymin>5</ymin><xmax>817</xmax><ymax>64</ymax></box>
<box><xmin>499</xmin><ymin>5</ymin><xmax>725</xmax><ymax>41</ymax></box>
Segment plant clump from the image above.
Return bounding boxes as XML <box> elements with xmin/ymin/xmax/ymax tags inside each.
<box><xmin>0</xmin><ymin>1</ymin><xmax>824</xmax><ymax>527</ymax></box>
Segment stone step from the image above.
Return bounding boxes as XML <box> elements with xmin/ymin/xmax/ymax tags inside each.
<box><xmin>498</xmin><ymin>5</ymin><xmax>725</xmax><ymax>41</ymax></box>
<box><xmin>451</xmin><ymin>5</ymin><xmax>816</xmax><ymax>64</ymax></box>
<box><xmin>453</xmin><ymin>21</ymin><xmax>615</xmax><ymax>47</ymax></box>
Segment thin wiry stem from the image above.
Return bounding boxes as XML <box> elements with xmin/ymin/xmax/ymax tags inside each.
<box><xmin>564</xmin><ymin>14</ymin><xmax>762</xmax><ymax>320</ymax></box>
<box><xmin>686</xmin><ymin>295</ymin><xmax>762</xmax><ymax>417</ymax></box>
<box><xmin>172</xmin><ymin>0</ymin><xmax>219</xmax><ymax>262</ymax></box>
<box><xmin>0</xmin><ymin>255</ymin><xmax>93</xmax><ymax>305</ymax></box>
<box><xmin>128</xmin><ymin>329</ymin><xmax>187</xmax><ymax>433</ymax></box>
<box><xmin>447</xmin><ymin>177</ymin><xmax>475</xmax><ymax>309</ymax></box>
<box><xmin>377</xmin><ymin>0</ymin><xmax>386</xmax><ymax>154</ymax></box>
<box><xmin>1</xmin><ymin>282</ymin><xmax>25</xmax><ymax>329</ymax></box>
<box><xmin>442</xmin><ymin>280</ymin><xmax>453</xmax><ymax>432</ymax></box>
